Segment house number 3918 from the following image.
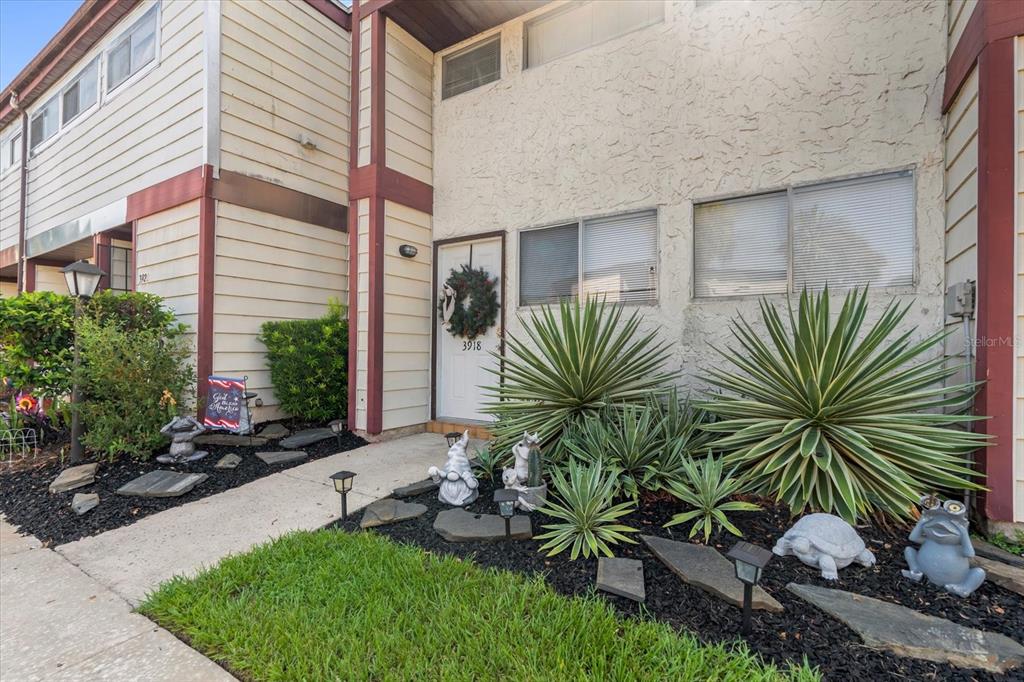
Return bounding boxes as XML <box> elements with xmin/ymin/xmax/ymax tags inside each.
<box><xmin>462</xmin><ymin>340</ymin><xmax>482</xmax><ymax>351</ymax></box>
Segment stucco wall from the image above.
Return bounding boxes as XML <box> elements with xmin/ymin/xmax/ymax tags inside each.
<box><xmin>431</xmin><ymin>0</ymin><xmax>948</xmax><ymax>390</ymax></box>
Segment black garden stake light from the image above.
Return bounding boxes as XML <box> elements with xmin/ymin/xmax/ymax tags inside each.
<box><xmin>494</xmin><ymin>489</ymin><xmax>518</xmax><ymax>539</ymax></box>
<box><xmin>726</xmin><ymin>541</ymin><xmax>773</xmax><ymax>636</ymax></box>
<box><xmin>330</xmin><ymin>470</ymin><xmax>356</xmax><ymax>520</ymax></box>
<box><xmin>329</xmin><ymin>419</ymin><xmax>345</xmax><ymax>449</ymax></box>
<box><xmin>445</xmin><ymin>431</ymin><xmax>461</xmax><ymax>448</ymax></box>
<box><xmin>61</xmin><ymin>260</ymin><xmax>106</xmax><ymax>465</ymax></box>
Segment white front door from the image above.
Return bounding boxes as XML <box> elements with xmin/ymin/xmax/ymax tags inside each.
<box><xmin>436</xmin><ymin>236</ymin><xmax>503</xmax><ymax>422</ymax></box>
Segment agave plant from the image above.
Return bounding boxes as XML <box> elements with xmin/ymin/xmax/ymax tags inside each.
<box><xmin>470</xmin><ymin>444</ymin><xmax>504</xmax><ymax>481</ymax></box>
<box><xmin>535</xmin><ymin>459</ymin><xmax>639</xmax><ymax>559</ymax></box>
<box><xmin>647</xmin><ymin>389</ymin><xmax>717</xmax><ymax>490</ymax></box>
<box><xmin>663</xmin><ymin>454</ymin><xmax>759</xmax><ymax>543</ymax></box>
<box><xmin>485</xmin><ymin>297</ymin><xmax>676</xmax><ymax>459</ymax></box>
<box><xmin>563</xmin><ymin>404</ymin><xmax>663</xmax><ymax>499</ymax></box>
<box><xmin>699</xmin><ymin>287</ymin><xmax>989</xmax><ymax>523</ymax></box>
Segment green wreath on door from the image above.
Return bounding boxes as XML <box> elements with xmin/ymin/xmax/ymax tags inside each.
<box><xmin>437</xmin><ymin>264</ymin><xmax>499</xmax><ymax>340</ymax></box>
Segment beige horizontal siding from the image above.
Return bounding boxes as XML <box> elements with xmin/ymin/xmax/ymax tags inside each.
<box><xmin>384</xmin><ymin>19</ymin><xmax>432</xmax><ymax>185</ymax></box>
<box><xmin>135</xmin><ymin>200</ymin><xmax>200</xmax><ymax>365</ymax></box>
<box><xmin>355</xmin><ymin>198</ymin><xmax>369</xmax><ymax>431</ymax></box>
<box><xmin>357</xmin><ymin>16</ymin><xmax>372</xmax><ymax>168</ymax></box>
<box><xmin>219</xmin><ymin>0</ymin><xmax>351</xmax><ymax>205</ymax></box>
<box><xmin>947</xmin><ymin>0</ymin><xmax>978</xmax><ymax>58</ymax></box>
<box><xmin>212</xmin><ymin>202</ymin><xmax>348</xmax><ymax>422</ymax></box>
<box><xmin>381</xmin><ymin>200</ymin><xmax>431</xmax><ymax>431</ymax></box>
<box><xmin>0</xmin><ymin>280</ymin><xmax>15</xmax><ymax>298</ymax></box>
<box><xmin>25</xmin><ymin>0</ymin><xmax>204</xmax><ymax>242</ymax></box>
<box><xmin>0</xmin><ymin>163</ymin><xmax>18</xmax><ymax>254</ymax></box>
<box><xmin>943</xmin><ymin>65</ymin><xmax>978</xmax><ymax>388</ymax></box>
<box><xmin>33</xmin><ymin>265</ymin><xmax>70</xmax><ymax>294</ymax></box>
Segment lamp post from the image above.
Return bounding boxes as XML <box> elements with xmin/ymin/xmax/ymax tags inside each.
<box><xmin>61</xmin><ymin>260</ymin><xmax>105</xmax><ymax>465</ymax></box>
<box><xmin>726</xmin><ymin>541</ymin><xmax>773</xmax><ymax>635</ymax></box>
<box><xmin>445</xmin><ymin>431</ymin><xmax>461</xmax><ymax>448</ymax></box>
<box><xmin>329</xmin><ymin>419</ymin><xmax>345</xmax><ymax>449</ymax></box>
<box><xmin>330</xmin><ymin>470</ymin><xmax>356</xmax><ymax>520</ymax></box>
<box><xmin>494</xmin><ymin>489</ymin><xmax>518</xmax><ymax>539</ymax></box>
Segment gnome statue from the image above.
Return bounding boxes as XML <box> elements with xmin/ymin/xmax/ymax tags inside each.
<box><xmin>428</xmin><ymin>430</ymin><xmax>479</xmax><ymax>506</ymax></box>
<box><xmin>156</xmin><ymin>415</ymin><xmax>208</xmax><ymax>464</ymax></box>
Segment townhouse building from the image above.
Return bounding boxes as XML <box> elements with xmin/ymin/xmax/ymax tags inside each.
<box><xmin>0</xmin><ymin>0</ymin><xmax>1020</xmax><ymax>531</ymax></box>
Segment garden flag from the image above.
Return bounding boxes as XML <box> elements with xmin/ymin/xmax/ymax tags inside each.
<box><xmin>204</xmin><ymin>376</ymin><xmax>249</xmax><ymax>433</ymax></box>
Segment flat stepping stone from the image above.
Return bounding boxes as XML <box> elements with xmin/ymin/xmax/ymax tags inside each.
<box><xmin>257</xmin><ymin>423</ymin><xmax>290</xmax><ymax>440</ymax></box>
<box><xmin>195</xmin><ymin>433</ymin><xmax>267</xmax><ymax>447</ymax></box>
<box><xmin>392</xmin><ymin>478</ymin><xmax>437</xmax><ymax>498</ymax></box>
<box><xmin>71</xmin><ymin>493</ymin><xmax>99</xmax><ymax>516</ymax></box>
<box><xmin>641</xmin><ymin>535</ymin><xmax>783</xmax><ymax>613</ymax></box>
<box><xmin>116</xmin><ymin>470</ymin><xmax>208</xmax><ymax>498</ymax></box>
<box><xmin>360</xmin><ymin>498</ymin><xmax>428</xmax><ymax>529</ymax></box>
<box><xmin>214</xmin><ymin>453</ymin><xmax>243</xmax><ymax>470</ymax></box>
<box><xmin>156</xmin><ymin>450</ymin><xmax>208</xmax><ymax>464</ymax></box>
<box><xmin>787</xmin><ymin>582</ymin><xmax>1024</xmax><ymax>674</ymax></box>
<box><xmin>973</xmin><ymin>538</ymin><xmax>1024</xmax><ymax>569</ymax></box>
<box><xmin>972</xmin><ymin>556</ymin><xmax>1024</xmax><ymax>597</ymax></box>
<box><xmin>256</xmin><ymin>451</ymin><xmax>307</xmax><ymax>465</ymax></box>
<box><xmin>280</xmin><ymin>428</ymin><xmax>334</xmax><ymax>449</ymax></box>
<box><xmin>597</xmin><ymin>557</ymin><xmax>645</xmax><ymax>602</ymax></box>
<box><xmin>49</xmin><ymin>463</ymin><xmax>98</xmax><ymax>494</ymax></box>
<box><xmin>433</xmin><ymin>508</ymin><xmax>532</xmax><ymax>542</ymax></box>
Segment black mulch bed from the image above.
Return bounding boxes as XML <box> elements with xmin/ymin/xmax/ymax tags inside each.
<box><xmin>333</xmin><ymin>477</ymin><xmax>1024</xmax><ymax>682</ymax></box>
<box><xmin>0</xmin><ymin>424</ymin><xmax>366</xmax><ymax>545</ymax></box>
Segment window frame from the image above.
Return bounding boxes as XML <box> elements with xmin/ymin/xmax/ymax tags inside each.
<box><xmin>60</xmin><ymin>57</ymin><xmax>101</xmax><ymax>127</ymax></box>
<box><xmin>104</xmin><ymin>3</ymin><xmax>161</xmax><ymax>99</ymax></box>
<box><xmin>0</xmin><ymin>131</ymin><xmax>22</xmax><ymax>176</ymax></box>
<box><xmin>28</xmin><ymin>95</ymin><xmax>61</xmax><ymax>154</ymax></box>
<box><xmin>691</xmin><ymin>167</ymin><xmax>917</xmax><ymax>300</ymax></box>
<box><xmin>517</xmin><ymin>207</ymin><xmax>660</xmax><ymax>308</ymax></box>
<box><xmin>523</xmin><ymin>0</ymin><xmax>665</xmax><ymax>70</ymax></box>
<box><xmin>441</xmin><ymin>33</ymin><xmax>501</xmax><ymax>100</ymax></box>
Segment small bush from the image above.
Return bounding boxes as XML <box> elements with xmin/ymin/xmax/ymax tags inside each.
<box><xmin>564</xmin><ymin>404</ymin><xmax>663</xmax><ymax>499</ymax></box>
<box><xmin>74</xmin><ymin>317</ymin><xmax>194</xmax><ymax>460</ymax></box>
<box><xmin>257</xmin><ymin>300</ymin><xmax>348</xmax><ymax>422</ymax></box>
<box><xmin>663</xmin><ymin>454</ymin><xmax>759</xmax><ymax>543</ymax></box>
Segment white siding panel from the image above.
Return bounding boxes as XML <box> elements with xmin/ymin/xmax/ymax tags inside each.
<box><xmin>355</xmin><ymin>198</ymin><xmax>369</xmax><ymax>431</ymax></box>
<box><xmin>0</xmin><ymin>121</ymin><xmax>21</xmax><ymax>253</ymax></box>
<box><xmin>219</xmin><ymin>0</ymin><xmax>351</xmax><ymax>205</ymax></box>
<box><xmin>385</xmin><ymin>19</ymin><xmax>432</xmax><ymax>186</ymax></box>
<box><xmin>25</xmin><ymin>1</ymin><xmax>204</xmax><ymax>243</ymax></box>
<box><xmin>213</xmin><ymin>202</ymin><xmax>347</xmax><ymax>421</ymax></box>
<box><xmin>357</xmin><ymin>17</ymin><xmax>372</xmax><ymax>168</ymax></box>
<box><xmin>381</xmin><ymin>200</ymin><xmax>431</xmax><ymax>431</ymax></box>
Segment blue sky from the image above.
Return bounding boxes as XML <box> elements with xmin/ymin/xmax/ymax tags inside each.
<box><xmin>1</xmin><ymin>0</ymin><xmax>83</xmax><ymax>90</ymax></box>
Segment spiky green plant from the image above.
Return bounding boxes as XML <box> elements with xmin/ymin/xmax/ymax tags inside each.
<box><xmin>485</xmin><ymin>297</ymin><xmax>677</xmax><ymax>459</ymax></box>
<box><xmin>663</xmin><ymin>454</ymin><xmax>759</xmax><ymax>543</ymax></box>
<box><xmin>699</xmin><ymin>287</ymin><xmax>989</xmax><ymax>523</ymax></box>
<box><xmin>564</xmin><ymin>404</ymin><xmax>664</xmax><ymax>499</ymax></box>
<box><xmin>535</xmin><ymin>459</ymin><xmax>639</xmax><ymax>559</ymax></box>
<box><xmin>648</xmin><ymin>390</ymin><xmax>717</xmax><ymax>490</ymax></box>
<box><xmin>471</xmin><ymin>445</ymin><xmax>504</xmax><ymax>481</ymax></box>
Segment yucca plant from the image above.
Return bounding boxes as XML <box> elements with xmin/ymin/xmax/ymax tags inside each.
<box><xmin>535</xmin><ymin>459</ymin><xmax>639</xmax><ymax>559</ymax></box>
<box><xmin>485</xmin><ymin>297</ymin><xmax>676</xmax><ymax>459</ymax></box>
<box><xmin>471</xmin><ymin>445</ymin><xmax>504</xmax><ymax>481</ymax></box>
<box><xmin>563</xmin><ymin>404</ymin><xmax>663</xmax><ymax>499</ymax></box>
<box><xmin>647</xmin><ymin>389</ymin><xmax>717</xmax><ymax>490</ymax></box>
<box><xmin>663</xmin><ymin>454</ymin><xmax>759</xmax><ymax>543</ymax></box>
<box><xmin>699</xmin><ymin>287</ymin><xmax>989</xmax><ymax>523</ymax></box>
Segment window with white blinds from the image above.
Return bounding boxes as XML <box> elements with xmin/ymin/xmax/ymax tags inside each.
<box><xmin>693</xmin><ymin>170</ymin><xmax>915</xmax><ymax>297</ymax></box>
<box><xmin>519</xmin><ymin>209</ymin><xmax>658</xmax><ymax>306</ymax></box>
<box><xmin>442</xmin><ymin>35</ymin><xmax>500</xmax><ymax>99</ymax></box>
<box><xmin>792</xmin><ymin>172</ymin><xmax>915</xmax><ymax>290</ymax></box>
<box><xmin>525</xmin><ymin>1</ymin><xmax>664</xmax><ymax>68</ymax></box>
<box><xmin>694</xmin><ymin>192</ymin><xmax>788</xmax><ymax>297</ymax></box>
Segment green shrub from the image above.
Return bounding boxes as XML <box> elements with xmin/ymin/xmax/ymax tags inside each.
<box><xmin>564</xmin><ymin>404</ymin><xmax>663</xmax><ymax>499</ymax></box>
<box><xmin>88</xmin><ymin>289</ymin><xmax>179</xmax><ymax>333</ymax></box>
<box><xmin>648</xmin><ymin>391</ymin><xmax>717</xmax><ymax>490</ymax></box>
<box><xmin>536</xmin><ymin>459</ymin><xmax>638</xmax><ymax>559</ymax></box>
<box><xmin>485</xmin><ymin>297</ymin><xmax>676</xmax><ymax>459</ymax></box>
<box><xmin>471</xmin><ymin>444</ymin><xmax>503</xmax><ymax>481</ymax></box>
<box><xmin>700</xmin><ymin>287</ymin><xmax>989</xmax><ymax>523</ymax></box>
<box><xmin>257</xmin><ymin>300</ymin><xmax>348</xmax><ymax>422</ymax></box>
<box><xmin>663</xmin><ymin>454</ymin><xmax>759</xmax><ymax>543</ymax></box>
<box><xmin>74</xmin><ymin>317</ymin><xmax>194</xmax><ymax>460</ymax></box>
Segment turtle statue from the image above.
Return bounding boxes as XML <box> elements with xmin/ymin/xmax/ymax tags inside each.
<box><xmin>773</xmin><ymin>513</ymin><xmax>876</xmax><ymax>580</ymax></box>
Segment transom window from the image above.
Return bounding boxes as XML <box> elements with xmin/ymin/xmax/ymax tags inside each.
<box><xmin>442</xmin><ymin>35</ymin><xmax>500</xmax><ymax>99</ymax></box>
<box><xmin>107</xmin><ymin>5</ymin><xmax>158</xmax><ymax>92</ymax></box>
<box><xmin>693</xmin><ymin>170</ymin><xmax>915</xmax><ymax>297</ymax></box>
<box><xmin>525</xmin><ymin>0</ymin><xmax>664</xmax><ymax>68</ymax></box>
<box><xmin>519</xmin><ymin>209</ymin><xmax>658</xmax><ymax>306</ymax></box>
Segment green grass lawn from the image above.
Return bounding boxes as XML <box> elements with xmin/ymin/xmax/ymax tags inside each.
<box><xmin>140</xmin><ymin>530</ymin><xmax>818</xmax><ymax>681</ymax></box>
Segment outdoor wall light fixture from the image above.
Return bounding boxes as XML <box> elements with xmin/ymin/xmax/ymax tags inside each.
<box><xmin>398</xmin><ymin>244</ymin><xmax>418</xmax><ymax>258</ymax></box>
<box><xmin>445</xmin><ymin>431</ymin><xmax>461</xmax><ymax>448</ymax></box>
<box><xmin>61</xmin><ymin>260</ymin><xmax>107</xmax><ymax>465</ymax></box>
<box><xmin>494</xmin><ymin>489</ymin><xmax>518</xmax><ymax>539</ymax></box>
<box><xmin>329</xmin><ymin>419</ymin><xmax>345</xmax><ymax>449</ymax></box>
<box><xmin>726</xmin><ymin>541</ymin><xmax>773</xmax><ymax>635</ymax></box>
<box><xmin>330</xmin><ymin>470</ymin><xmax>356</xmax><ymax>520</ymax></box>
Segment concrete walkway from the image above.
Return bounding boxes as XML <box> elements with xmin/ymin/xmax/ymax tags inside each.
<box><xmin>0</xmin><ymin>432</ymin><xmax>451</xmax><ymax>680</ymax></box>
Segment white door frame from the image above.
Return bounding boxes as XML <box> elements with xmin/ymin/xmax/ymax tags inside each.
<box><xmin>431</xmin><ymin>230</ymin><xmax>506</xmax><ymax>421</ymax></box>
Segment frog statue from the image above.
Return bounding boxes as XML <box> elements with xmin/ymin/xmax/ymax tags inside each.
<box><xmin>902</xmin><ymin>495</ymin><xmax>986</xmax><ymax>598</ymax></box>
<box><xmin>428</xmin><ymin>430</ymin><xmax>479</xmax><ymax>506</ymax></box>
